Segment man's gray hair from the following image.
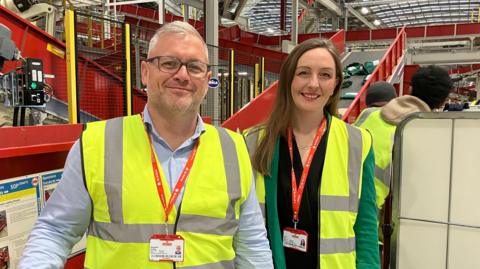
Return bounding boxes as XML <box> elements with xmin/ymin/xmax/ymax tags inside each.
<box><xmin>148</xmin><ymin>20</ymin><xmax>208</xmax><ymax>58</ymax></box>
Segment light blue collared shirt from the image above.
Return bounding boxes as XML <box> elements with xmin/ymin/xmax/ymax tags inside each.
<box><xmin>19</xmin><ymin>107</ymin><xmax>273</xmax><ymax>269</ymax></box>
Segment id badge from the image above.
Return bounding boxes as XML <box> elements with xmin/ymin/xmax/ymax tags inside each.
<box><xmin>150</xmin><ymin>234</ymin><xmax>184</xmax><ymax>262</ymax></box>
<box><xmin>283</xmin><ymin>227</ymin><xmax>308</xmax><ymax>252</ymax></box>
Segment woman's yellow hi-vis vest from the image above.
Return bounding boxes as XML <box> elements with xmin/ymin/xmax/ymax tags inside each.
<box><xmin>245</xmin><ymin>116</ymin><xmax>371</xmax><ymax>268</ymax></box>
<box><xmin>81</xmin><ymin>115</ymin><xmax>252</xmax><ymax>269</ymax></box>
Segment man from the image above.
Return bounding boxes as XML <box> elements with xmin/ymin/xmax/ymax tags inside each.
<box><xmin>354</xmin><ymin>65</ymin><xmax>453</xmax><ymax>264</ymax></box>
<box><xmin>19</xmin><ymin>21</ymin><xmax>273</xmax><ymax>268</ymax></box>
<box><xmin>355</xmin><ymin>68</ymin><xmax>452</xmax><ymax>209</ymax></box>
<box><xmin>365</xmin><ymin>81</ymin><xmax>397</xmax><ymax>108</ymax></box>
<box><xmin>353</xmin><ymin>80</ymin><xmax>397</xmax><ymax>208</ymax></box>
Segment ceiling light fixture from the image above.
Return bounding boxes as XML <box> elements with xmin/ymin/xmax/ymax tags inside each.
<box><xmin>360</xmin><ymin>7</ymin><xmax>369</xmax><ymax>14</ymax></box>
<box><xmin>373</xmin><ymin>19</ymin><xmax>381</xmax><ymax>26</ymax></box>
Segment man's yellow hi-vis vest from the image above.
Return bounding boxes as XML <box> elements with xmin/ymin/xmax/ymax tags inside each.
<box><xmin>354</xmin><ymin>107</ymin><xmax>396</xmax><ymax>208</ymax></box>
<box><xmin>81</xmin><ymin>115</ymin><xmax>252</xmax><ymax>269</ymax></box>
<box><xmin>244</xmin><ymin>116</ymin><xmax>372</xmax><ymax>268</ymax></box>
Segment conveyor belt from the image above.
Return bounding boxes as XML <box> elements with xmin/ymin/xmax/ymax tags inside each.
<box><xmin>339</xmin><ymin>50</ymin><xmax>387</xmax><ymax>110</ymax></box>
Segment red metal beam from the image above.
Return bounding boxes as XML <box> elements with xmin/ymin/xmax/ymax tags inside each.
<box><xmin>402</xmin><ymin>65</ymin><xmax>420</xmax><ymax>96</ymax></box>
<box><xmin>342</xmin><ymin>28</ymin><xmax>406</xmax><ymax>123</ymax></box>
<box><xmin>221</xmin><ymin>81</ymin><xmax>278</xmax><ymax>131</ymax></box>
<box><xmin>449</xmin><ymin>64</ymin><xmax>480</xmax><ymax>75</ymax></box>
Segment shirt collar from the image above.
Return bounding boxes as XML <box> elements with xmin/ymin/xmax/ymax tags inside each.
<box><xmin>142</xmin><ymin>106</ymin><xmax>205</xmax><ymax>147</ymax></box>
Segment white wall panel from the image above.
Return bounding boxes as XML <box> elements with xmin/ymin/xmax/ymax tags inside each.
<box><xmin>399</xmin><ymin>119</ymin><xmax>452</xmax><ymax>222</ymax></box>
<box><xmin>397</xmin><ymin>220</ymin><xmax>447</xmax><ymax>269</ymax></box>
<box><xmin>448</xmin><ymin>226</ymin><xmax>480</xmax><ymax>268</ymax></box>
<box><xmin>394</xmin><ymin>114</ymin><xmax>480</xmax><ymax>269</ymax></box>
<box><xmin>450</xmin><ymin>119</ymin><xmax>480</xmax><ymax>226</ymax></box>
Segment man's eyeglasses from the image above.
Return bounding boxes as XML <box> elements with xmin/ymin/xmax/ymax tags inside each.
<box><xmin>146</xmin><ymin>56</ymin><xmax>209</xmax><ymax>78</ymax></box>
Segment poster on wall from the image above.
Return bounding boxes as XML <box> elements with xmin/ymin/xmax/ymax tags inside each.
<box><xmin>40</xmin><ymin>169</ymin><xmax>87</xmax><ymax>256</ymax></box>
<box><xmin>0</xmin><ymin>175</ymin><xmax>42</xmax><ymax>269</ymax></box>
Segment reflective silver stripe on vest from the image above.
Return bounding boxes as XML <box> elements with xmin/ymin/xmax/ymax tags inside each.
<box><xmin>218</xmin><ymin>127</ymin><xmax>243</xmax><ymax>219</ymax></box>
<box><xmin>179</xmin><ymin>260</ymin><xmax>235</xmax><ymax>269</ymax></box>
<box><xmin>104</xmin><ymin>117</ymin><xmax>124</xmax><ymax>224</ymax></box>
<box><xmin>176</xmin><ymin>214</ymin><xmax>238</xmax><ymax>236</ymax></box>
<box><xmin>354</xmin><ymin>107</ymin><xmax>378</xmax><ymax>127</ymax></box>
<box><xmin>345</xmin><ymin>124</ymin><xmax>363</xmax><ymax>213</ymax></box>
<box><xmin>84</xmin><ymin>259</ymin><xmax>235</xmax><ymax>268</ymax></box>
<box><xmin>89</xmin><ymin>222</ymin><xmax>175</xmax><ymax>243</ymax></box>
<box><xmin>375</xmin><ymin>163</ymin><xmax>391</xmax><ymax>187</ymax></box>
<box><xmin>320</xmin><ymin>195</ymin><xmax>350</xmax><ymax>212</ymax></box>
<box><xmin>319</xmin><ymin>237</ymin><xmax>356</xmax><ymax>254</ymax></box>
<box><xmin>89</xmin><ymin>212</ymin><xmax>241</xmax><ymax>243</ymax></box>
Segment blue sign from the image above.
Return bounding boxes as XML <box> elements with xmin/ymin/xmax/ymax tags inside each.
<box><xmin>208</xmin><ymin>78</ymin><xmax>220</xmax><ymax>88</ymax></box>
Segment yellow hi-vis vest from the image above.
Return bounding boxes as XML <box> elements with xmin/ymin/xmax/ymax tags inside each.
<box><xmin>244</xmin><ymin>116</ymin><xmax>372</xmax><ymax>268</ymax></box>
<box><xmin>81</xmin><ymin>115</ymin><xmax>252</xmax><ymax>269</ymax></box>
<box><xmin>354</xmin><ymin>107</ymin><xmax>396</xmax><ymax>208</ymax></box>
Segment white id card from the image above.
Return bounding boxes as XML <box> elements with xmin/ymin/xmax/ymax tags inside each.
<box><xmin>283</xmin><ymin>227</ymin><xmax>308</xmax><ymax>252</ymax></box>
<box><xmin>150</xmin><ymin>234</ymin><xmax>184</xmax><ymax>262</ymax></box>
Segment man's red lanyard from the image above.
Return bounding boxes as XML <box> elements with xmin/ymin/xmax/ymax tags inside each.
<box><xmin>287</xmin><ymin>117</ymin><xmax>326</xmax><ymax>229</ymax></box>
<box><xmin>142</xmin><ymin>113</ymin><xmax>199</xmax><ymax>223</ymax></box>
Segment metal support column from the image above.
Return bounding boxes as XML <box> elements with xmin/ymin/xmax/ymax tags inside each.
<box><xmin>229</xmin><ymin>49</ymin><xmax>235</xmax><ymax>118</ymax></box>
<box><xmin>158</xmin><ymin>0</ymin><xmax>164</xmax><ymax>24</ymax></box>
<box><xmin>205</xmin><ymin>0</ymin><xmax>220</xmax><ymax>124</ymax></box>
<box><xmin>254</xmin><ymin>63</ymin><xmax>259</xmax><ymax>99</ymax></box>
<box><xmin>205</xmin><ymin>0</ymin><xmax>218</xmax><ymax>48</ymax></box>
<box><xmin>476</xmin><ymin>75</ymin><xmax>480</xmax><ymax>98</ymax></box>
<box><xmin>183</xmin><ymin>3</ymin><xmax>190</xmax><ymax>22</ymax></box>
<box><xmin>65</xmin><ymin>9</ymin><xmax>79</xmax><ymax>123</ymax></box>
<box><xmin>291</xmin><ymin>0</ymin><xmax>298</xmax><ymax>45</ymax></box>
<box><xmin>124</xmin><ymin>23</ymin><xmax>132</xmax><ymax>115</ymax></box>
<box><xmin>344</xmin><ymin>8</ymin><xmax>349</xmax><ymax>32</ymax></box>
<box><xmin>134</xmin><ymin>27</ymin><xmax>141</xmax><ymax>90</ymax></box>
<box><xmin>260</xmin><ymin>57</ymin><xmax>265</xmax><ymax>93</ymax></box>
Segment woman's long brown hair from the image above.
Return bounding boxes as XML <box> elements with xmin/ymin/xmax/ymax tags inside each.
<box><xmin>252</xmin><ymin>38</ymin><xmax>343</xmax><ymax>175</ymax></box>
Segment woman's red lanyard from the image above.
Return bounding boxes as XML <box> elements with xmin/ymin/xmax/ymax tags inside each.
<box><xmin>287</xmin><ymin>117</ymin><xmax>326</xmax><ymax>229</ymax></box>
<box><xmin>142</xmin><ymin>113</ymin><xmax>199</xmax><ymax>223</ymax></box>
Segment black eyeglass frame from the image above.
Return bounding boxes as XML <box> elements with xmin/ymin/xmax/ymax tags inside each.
<box><xmin>145</xmin><ymin>56</ymin><xmax>210</xmax><ymax>78</ymax></box>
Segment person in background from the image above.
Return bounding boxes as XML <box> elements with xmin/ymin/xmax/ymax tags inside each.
<box><xmin>444</xmin><ymin>98</ymin><xmax>470</xmax><ymax>111</ymax></box>
<box><xmin>353</xmin><ymin>80</ymin><xmax>397</xmax><ymax>209</ymax></box>
<box><xmin>355</xmin><ymin>66</ymin><xmax>453</xmax><ymax>210</ymax></box>
<box><xmin>353</xmin><ymin>65</ymin><xmax>453</xmax><ymax>265</ymax></box>
<box><xmin>244</xmin><ymin>38</ymin><xmax>379</xmax><ymax>269</ymax></box>
<box><xmin>19</xmin><ymin>21</ymin><xmax>273</xmax><ymax>269</ymax></box>
<box><xmin>353</xmin><ymin>81</ymin><xmax>398</xmax><ymax>259</ymax></box>
<box><xmin>365</xmin><ymin>81</ymin><xmax>398</xmax><ymax>108</ymax></box>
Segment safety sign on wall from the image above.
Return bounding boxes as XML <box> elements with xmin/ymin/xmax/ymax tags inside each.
<box><xmin>0</xmin><ymin>169</ymin><xmax>86</xmax><ymax>268</ymax></box>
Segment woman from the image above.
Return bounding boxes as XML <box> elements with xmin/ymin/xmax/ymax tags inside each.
<box><xmin>244</xmin><ymin>38</ymin><xmax>379</xmax><ymax>268</ymax></box>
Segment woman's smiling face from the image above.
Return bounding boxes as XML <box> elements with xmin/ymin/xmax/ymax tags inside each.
<box><xmin>290</xmin><ymin>47</ymin><xmax>338</xmax><ymax>116</ymax></box>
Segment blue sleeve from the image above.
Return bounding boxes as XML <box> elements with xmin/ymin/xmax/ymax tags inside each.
<box><xmin>19</xmin><ymin>141</ymin><xmax>91</xmax><ymax>269</ymax></box>
<box><xmin>234</xmin><ymin>177</ymin><xmax>274</xmax><ymax>269</ymax></box>
<box><xmin>354</xmin><ymin>148</ymin><xmax>380</xmax><ymax>269</ymax></box>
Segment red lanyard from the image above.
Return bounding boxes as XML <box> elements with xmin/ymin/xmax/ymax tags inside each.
<box><xmin>142</xmin><ymin>114</ymin><xmax>198</xmax><ymax>223</ymax></box>
<box><xmin>287</xmin><ymin>117</ymin><xmax>327</xmax><ymax>227</ymax></box>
